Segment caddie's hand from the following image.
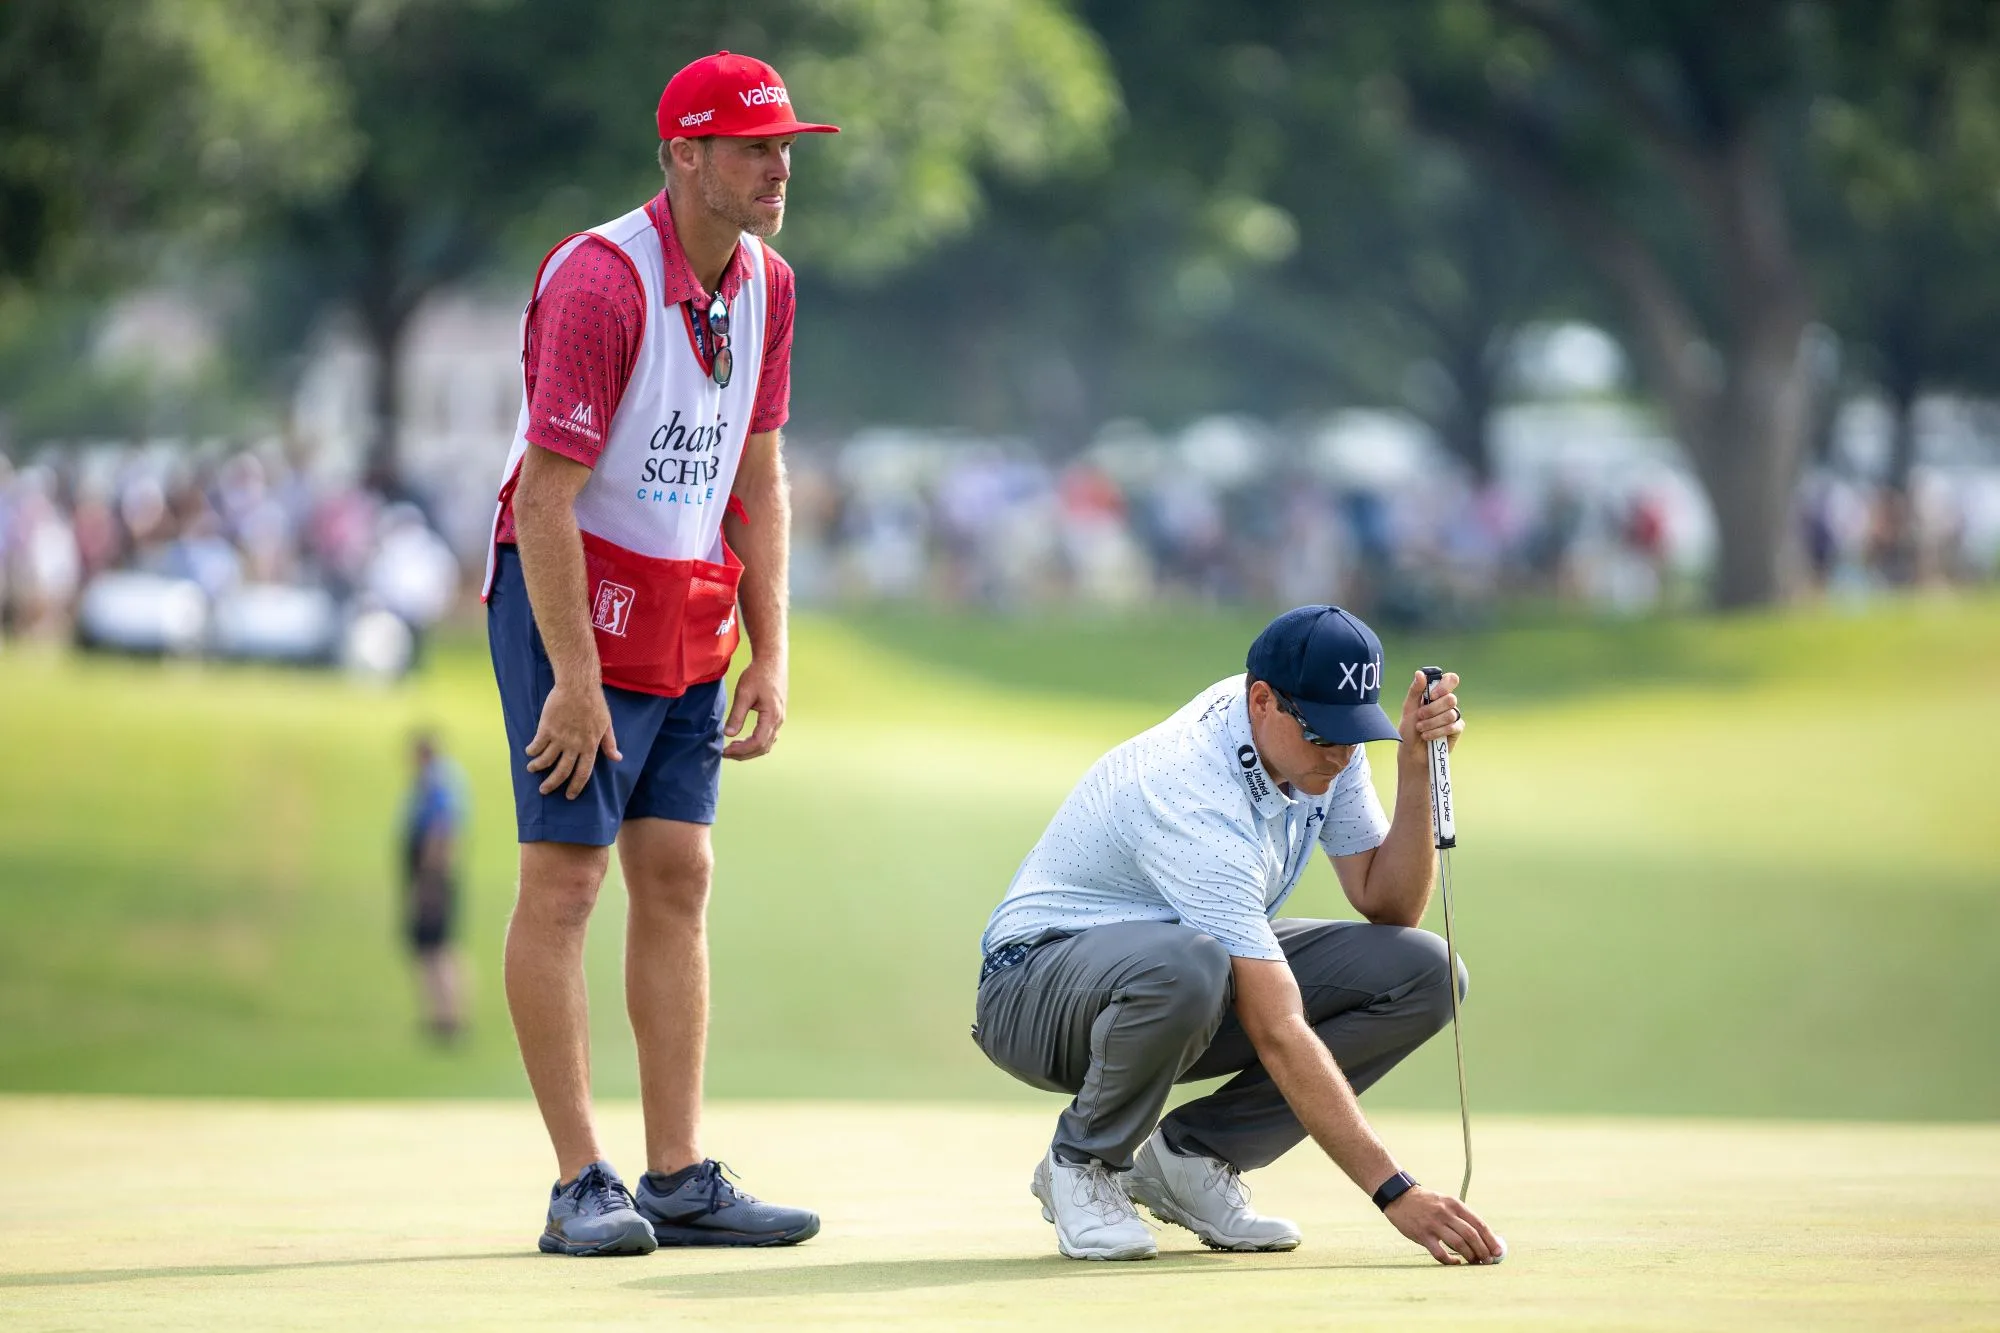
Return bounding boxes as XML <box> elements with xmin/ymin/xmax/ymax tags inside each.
<box><xmin>1401</xmin><ymin>669</ymin><xmax>1464</xmax><ymax>753</ymax></box>
<box><xmin>525</xmin><ymin>679</ymin><xmax>621</xmax><ymax>799</ymax></box>
<box><xmin>1384</xmin><ymin>1186</ymin><xmax>1505</xmax><ymax>1265</ymax></box>
<box><xmin>723</xmin><ymin>658</ymin><xmax>786</xmax><ymax>761</ymax></box>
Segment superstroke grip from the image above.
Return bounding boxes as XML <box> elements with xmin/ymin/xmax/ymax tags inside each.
<box><xmin>1420</xmin><ymin>665</ymin><xmax>1456</xmax><ymax>850</ymax></box>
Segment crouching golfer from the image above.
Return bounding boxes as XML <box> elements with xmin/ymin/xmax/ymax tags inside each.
<box><xmin>483</xmin><ymin>52</ymin><xmax>831</xmax><ymax>1255</ymax></box>
<box><xmin>973</xmin><ymin>605</ymin><xmax>1504</xmax><ymax>1264</ymax></box>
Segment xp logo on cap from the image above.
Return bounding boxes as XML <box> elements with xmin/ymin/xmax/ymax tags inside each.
<box><xmin>1245</xmin><ymin>605</ymin><xmax>1403</xmax><ymax>746</ymax></box>
<box><xmin>1337</xmin><ymin>656</ymin><xmax>1382</xmax><ymax>699</ymax></box>
<box><xmin>656</xmin><ymin>51</ymin><xmax>841</xmax><ymax>141</ymax></box>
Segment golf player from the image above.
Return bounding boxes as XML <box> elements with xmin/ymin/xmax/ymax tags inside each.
<box><xmin>481</xmin><ymin>52</ymin><xmax>830</xmax><ymax>1256</ymax></box>
<box><xmin>973</xmin><ymin>605</ymin><xmax>1505</xmax><ymax>1264</ymax></box>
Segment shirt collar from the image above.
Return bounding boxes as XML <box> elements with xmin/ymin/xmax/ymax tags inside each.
<box><xmin>645</xmin><ymin>191</ymin><xmax>751</xmax><ymax>308</ymax></box>
<box><xmin>1223</xmin><ymin>683</ymin><xmax>1296</xmax><ymax>820</ymax></box>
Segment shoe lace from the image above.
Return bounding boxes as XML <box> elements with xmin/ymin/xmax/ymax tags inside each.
<box><xmin>575</xmin><ymin>1165</ymin><xmax>636</xmax><ymax>1215</ymax></box>
<box><xmin>691</xmin><ymin>1159</ymin><xmax>752</xmax><ymax>1215</ymax></box>
<box><xmin>1068</xmin><ymin>1162</ymin><xmax>1140</xmax><ymax>1225</ymax></box>
<box><xmin>1203</xmin><ymin>1158</ymin><xmax>1250</xmax><ymax>1211</ymax></box>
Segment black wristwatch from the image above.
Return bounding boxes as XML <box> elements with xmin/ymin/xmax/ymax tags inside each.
<box><xmin>1371</xmin><ymin>1170</ymin><xmax>1418</xmax><ymax>1211</ymax></box>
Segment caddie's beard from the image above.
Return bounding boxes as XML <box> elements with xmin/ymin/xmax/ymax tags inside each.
<box><xmin>698</xmin><ymin>160</ymin><xmax>783</xmax><ymax>238</ymax></box>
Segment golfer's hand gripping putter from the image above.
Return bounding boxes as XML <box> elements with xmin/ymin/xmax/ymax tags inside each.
<box><xmin>1420</xmin><ymin>666</ymin><xmax>1471</xmax><ymax>1201</ymax></box>
<box><xmin>1422</xmin><ymin>667</ymin><xmax>1457</xmax><ymax>851</ymax></box>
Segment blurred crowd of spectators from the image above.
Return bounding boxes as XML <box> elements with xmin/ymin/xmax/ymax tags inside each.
<box><xmin>0</xmin><ymin>441</ymin><xmax>457</xmax><ymax>645</ymax></box>
<box><xmin>3</xmin><ymin>413</ymin><xmax>1996</xmax><ymax>649</ymax></box>
<box><xmin>784</xmin><ymin>423</ymin><xmax>2000</xmax><ymax>624</ymax></box>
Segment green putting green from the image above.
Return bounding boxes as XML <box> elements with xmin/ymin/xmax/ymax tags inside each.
<box><xmin>3</xmin><ymin>1097</ymin><xmax>1996</xmax><ymax>1330</ymax></box>
<box><xmin>0</xmin><ymin>596</ymin><xmax>1996</xmax><ymax>1119</ymax></box>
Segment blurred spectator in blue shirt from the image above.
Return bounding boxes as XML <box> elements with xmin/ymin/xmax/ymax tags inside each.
<box><xmin>404</xmin><ymin>731</ymin><xmax>467</xmax><ymax>1043</ymax></box>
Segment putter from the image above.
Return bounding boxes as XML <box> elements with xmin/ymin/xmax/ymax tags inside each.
<box><xmin>1420</xmin><ymin>665</ymin><xmax>1472</xmax><ymax>1202</ymax></box>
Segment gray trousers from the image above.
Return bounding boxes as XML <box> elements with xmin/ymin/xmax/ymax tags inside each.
<box><xmin>973</xmin><ymin>918</ymin><xmax>1465</xmax><ymax>1171</ymax></box>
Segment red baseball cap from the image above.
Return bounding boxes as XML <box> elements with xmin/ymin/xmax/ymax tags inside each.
<box><xmin>656</xmin><ymin>51</ymin><xmax>840</xmax><ymax>140</ymax></box>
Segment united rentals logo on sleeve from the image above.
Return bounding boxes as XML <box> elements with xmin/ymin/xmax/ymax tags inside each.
<box><xmin>592</xmin><ymin>580</ymin><xmax>635</xmax><ymax>637</ymax></box>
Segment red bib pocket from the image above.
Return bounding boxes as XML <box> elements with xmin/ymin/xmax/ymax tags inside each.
<box><xmin>579</xmin><ymin>531</ymin><xmax>741</xmax><ymax>697</ymax></box>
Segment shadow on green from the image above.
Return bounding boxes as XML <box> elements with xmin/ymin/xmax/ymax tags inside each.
<box><xmin>0</xmin><ymin>1249</ymin><xmax>1425</xmax><ymax>1295</ymax></box>
<box><xmin>0</xmin><ymin>1252</ymin><xmax>531</xmax><ymax>1287</ymax></box>
<box><xmin>629</xmin><ymin>1251</ymin><xmax>1423</xmax><ymax>1299</ymax></box>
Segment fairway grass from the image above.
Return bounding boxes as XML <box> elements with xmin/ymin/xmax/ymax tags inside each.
<box><xmin>2</xmin><ymin>1097</ymin><xmax>1996</xmax><ymax>1330</ymax></box>
<box><xmin>2</xmin><ymin>595</ymin><xmax>1997</xmax><ymax>1119</ymax></box>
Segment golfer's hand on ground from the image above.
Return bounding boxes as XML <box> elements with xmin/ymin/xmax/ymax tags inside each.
<box><xmin>526</xmin><ymin>679</ymin><xmax>621</xmax><ymax>798</ymax></box>
<box><xmin>1401</xmin><ymin>669</ymin><xmax>1465</xmax><ymax>751</ymax></box>
<box><xmin>724</xmin><ymin>658</ymin><xmax>786</xmax><ymax>761</ymax></box>
<box><xmin>1385</xmin><ymin>1185</ymin><xmax>1504</xmax><ymax>1265</ymax></box>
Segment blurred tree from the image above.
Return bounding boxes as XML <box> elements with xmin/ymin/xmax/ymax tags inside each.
<box><xmin>1806</xmin><ymin>0</ymin><xmax>2000</xmax><ymax>578</ymax></box>
<box><xmin>793</xmin><ymin>0</ymin><xmax>1587</xmax><ymax>473</ymax></box>
<box><xmin>1380</xmin><ymin>0</ymin><xmax>1820</xmax><ymax>608</ymax></box>
<box><xmin>0</xmin><ymin>0</ymin><xmax>353</xmax><ymax>290</ymax></box>
<box><xmin>1243</xmin><ymin>46</ymin><xmax>1587</xmax><ymax>482</ymax></box>
<box><xmin>231</xmin><ymin>0</ymin><xmax>1116</xmax><ymax>491</ymax></box>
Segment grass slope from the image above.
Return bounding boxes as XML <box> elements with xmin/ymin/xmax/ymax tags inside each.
<box><xmin>0</xmin><ymin>596</ymin><xmax>1996</xmax><ymax>1117</ymax></box>
<box><xmin>2</xmin><ymin>1097</ymin><xmax>1996</xmax><ymax>1331</ymax></box>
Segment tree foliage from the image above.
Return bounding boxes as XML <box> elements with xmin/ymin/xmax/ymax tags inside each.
<box><xmin>223</xmin><ymin>0</ymin><xmax>1118</xmax><ymax>485</ymax></box>
<box><xmin>0</xmin><ymin>0</ymin><xmax>353</xmax><ymax>289</ymax></box>
<box><xmin>11</xmin><ymin>0</ymin><xmax>2000</xmax><ymax>606</ymax></box>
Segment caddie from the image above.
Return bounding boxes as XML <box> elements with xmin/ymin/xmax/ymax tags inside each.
<box><xmin>973</xmin><ymin>605</ymin><xmax>1505</xmax><ymax>1264</ymax></box>
<box><xmin>482</xmin><ymin>51</ymin><xmax>831</xmax><ymax>1257</ymax></box>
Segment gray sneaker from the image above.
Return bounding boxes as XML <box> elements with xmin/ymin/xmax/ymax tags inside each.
<box><xmin>539</xmin><ymin>1160</ymin><xmax>658</xmax><ymax>1256</ymax></box>
<box><xmin>635</xmin><ymin>1159</ymin><xmax>820</xmax><ymax>1247</ymax></box>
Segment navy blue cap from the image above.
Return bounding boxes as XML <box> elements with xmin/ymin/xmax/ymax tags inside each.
<box><xmin>1245</xmin><ymin>605</ymin><xmax>1402</xmax><ymax>745</ymax></box>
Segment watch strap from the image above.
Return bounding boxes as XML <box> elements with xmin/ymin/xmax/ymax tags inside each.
<box><xmin>1371</xmin><ymin>1170</ymin><xmax>1418</xmax><ymax>1211</ymax></box>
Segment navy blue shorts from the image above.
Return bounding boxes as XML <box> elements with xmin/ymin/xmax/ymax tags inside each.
<box><xmin>487</xmin><ymin>546</ymin><xmax>726</xmax><ymax>845</ymax></box>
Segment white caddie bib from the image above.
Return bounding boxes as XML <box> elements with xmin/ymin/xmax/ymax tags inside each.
<box><xmin>482</xmin><ymin>204</ymin><xmax>770</xmax><ymax>697</ymax></box>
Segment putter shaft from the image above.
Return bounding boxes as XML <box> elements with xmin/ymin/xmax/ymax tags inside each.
<box><xmin>1438</xmin><ymin>847</ymin><xmax>1471</xmax><ymax>1201</ymax></box>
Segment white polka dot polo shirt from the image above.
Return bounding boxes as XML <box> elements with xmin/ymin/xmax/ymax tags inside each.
<box><xmin>980</xmin><ymin>674</ymin><xmax>1391</xmax><ymax>962</ymax></box>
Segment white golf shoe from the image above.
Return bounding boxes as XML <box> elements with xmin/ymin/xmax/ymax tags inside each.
<box><xmin>1030</xmin><ymin>1150</ymin><xmax>1157</xmax><ymax>1261</ymax></box>
<box><xmin>1126</xmin><ymin>1129</ymin><xmax>1301</xmax><ymax>1252</ymax></box>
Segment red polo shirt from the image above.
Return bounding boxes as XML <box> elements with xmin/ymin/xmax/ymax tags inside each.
<box><xmin>496</xmin><ymin>192</ymin><xmax>795</xmax><ymax>542</ymax></box>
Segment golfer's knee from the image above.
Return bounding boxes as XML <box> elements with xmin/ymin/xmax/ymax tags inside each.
<box><xmin>1404</xmin><ymin>928</ymin><xmax>1466</xmax><ymax>1030</ymax></box>
<box><xmin>1145</xmin><ymin>931</ymin><xmax>1232</xmax><ymax>1025</ymax></box>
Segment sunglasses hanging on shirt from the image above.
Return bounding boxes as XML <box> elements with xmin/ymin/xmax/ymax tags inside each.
<box><xmin>695</xmin><ymin>293</ymin><xmax>733</xmax><ymax>389</ymax></box>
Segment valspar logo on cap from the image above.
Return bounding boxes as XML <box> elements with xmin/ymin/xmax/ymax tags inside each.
<box><xmin>1338</xmin><ymin>656</ymin><xmax>1382</xmax><ymax>698</ymax></box>
<box><xmin>658</xmin><ymin>51</ymin><xmax>840</xmax><ymax>140</ymax></box>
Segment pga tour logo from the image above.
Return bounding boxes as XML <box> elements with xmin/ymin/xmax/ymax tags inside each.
<box><xmin>1338</xmin><ymin>656</ymin><xmax>1382</xmax><ymax>698</ymax></box>
<box><xmin>739</xmin><ymin>83</ymin><xmax>790</xmax><ymax>107</ymax></box>
<box><xmin>592</xmin><ymin>580</ymin><xmax>635</xmax><ymax>637</ymax></box>
<box><xmin>679</xmin><ymin>108</ymin><xmax>716</xmax><ymax>129</ymax></box>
